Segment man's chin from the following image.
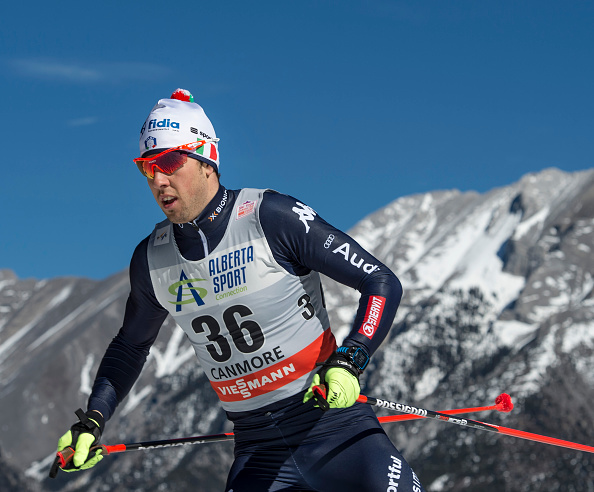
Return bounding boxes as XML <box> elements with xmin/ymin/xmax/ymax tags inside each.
<box><xmin>161</xmin><ymin>208</ymin><xmax>183</xmax><ymax>224</ymax></box>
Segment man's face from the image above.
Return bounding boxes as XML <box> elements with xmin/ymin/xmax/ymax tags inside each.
<box><xmin>148</xmin><ymin>157</ymin><xmax>216</xmax><ymax>223</ymax></box>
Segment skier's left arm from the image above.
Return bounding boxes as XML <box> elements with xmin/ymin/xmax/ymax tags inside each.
<box><xmin>260</xmin><ymin>191</ymin><xmax>403</xmax><ymax>357</ymax></box>
<box><xmin>260</xmin><ymin>192</ymin><xmax>401</xmax><ymax>409</ymax></box>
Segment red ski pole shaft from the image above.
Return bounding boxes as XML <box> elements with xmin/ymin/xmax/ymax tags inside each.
<box><xmin>377</xmin><ymin>393</ymin><xmax>513</xmax><ymax>423</ymax></box>
<box><xmin>379</xmin><ymin>405</ymin><xmax>495</xmax><ymax>423</ymax></box>
<box><xmin>358</xmin><ymin>395</ymin><xmax>594</xmax><ymax>454</ymax></box>
<box><xmin>494</xmin><ymin>425</ymin><xmax>594</xmax><ymax>454</ymax></box>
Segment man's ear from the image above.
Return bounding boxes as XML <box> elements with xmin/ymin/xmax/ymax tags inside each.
<box><xmin>203</xmin><ymin>163</ymin><xmax>216</xmax><ymax>177</ymax></box>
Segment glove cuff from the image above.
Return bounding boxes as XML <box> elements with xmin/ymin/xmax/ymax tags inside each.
<box><xmin>320</xmin><ymin>346</ymin><xmax>370</xmax><ymax>379</ymax></box>
<box><xmin>73</xmin><ymin>408</ymin><xmax>104</xmax><ymax>440</ymax></box>
<box><xmin>86</xmin><ymin>410</ymin><xmax>105</xmax><ymax>431</ymax></box>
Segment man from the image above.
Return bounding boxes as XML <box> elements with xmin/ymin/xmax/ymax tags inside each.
<box><xmin>54</xmin><ymin>89</ymin><xmax>425</xmax><ymax>491</ymax></box>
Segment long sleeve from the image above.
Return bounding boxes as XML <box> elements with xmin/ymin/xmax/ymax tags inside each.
<box><xmin>259</xmin><ymin>191</ymin><xmax>402</xmax><ymax>356</ymax></box>
<box><xmin>87</xmin><ymin>237</ymin><xmax>168</xmax><ymax>420</ymax></box>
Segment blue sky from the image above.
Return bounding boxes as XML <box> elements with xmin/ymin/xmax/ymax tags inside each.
<box><xmin>2</xmin><ymin>1</ymin><xmax>592</xmax><ymax>280</ymax></box>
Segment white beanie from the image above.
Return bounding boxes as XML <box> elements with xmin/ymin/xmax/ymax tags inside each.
<box><xmin>139</xmin><ymin>89</ymin><xmax>220</xmax><ymax>171</ymax></box>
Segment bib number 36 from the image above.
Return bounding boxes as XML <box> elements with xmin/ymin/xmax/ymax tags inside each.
<box><xmin>191</xmin><ymin>305</ymin><xmax>265</xmax><ymax>363</ymax></box>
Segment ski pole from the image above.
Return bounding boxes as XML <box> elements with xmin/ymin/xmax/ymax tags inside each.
<box><xmin>377</xmin><ymin>392</ymin><xmax>513</xmax><ymax>423</ymax></box>
<box><xmin>50</xmin><ymin>392</ymin><xmax>512</xmax><ymax>478</ymax></box>
<box><xmin>49</xmin><ymin>432</ymin><xmax>234</xmax><ymax>478</ymax></box>
<box><xmin>357</xmin><ymin>394</ymin><xmax>594</xmax><ymax>454</ymax></box>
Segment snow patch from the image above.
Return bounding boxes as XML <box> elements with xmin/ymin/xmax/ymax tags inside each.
<box><xmin>513</xmin><ymin>206</ymin><xmax>550</xmax><ymax>240</ymax></box>
<box><xmin>449</xmin><ymin>209</ymin><xmax>525</xmax><ymax>311</ymax></box>
<box><xmin>0</xmin><ymin>312</ymin><xmax>47</xmax><ymax>365</ymax></box>
<box><xmin>25</xmin><ymin>453</ymin><xmax>58</xmax><ymax>482</ymax></box>
<box><xmin>29</xmin><ymin>290</ymin><xmax>121</xmax><ymax>351</ymax></box>
<box><xmin>79</xmin><ymin>353</ymin><xmax>95</xmax><ymax>395</ymax></box>
<box><xmin>121</xmin><ymin>385</ymin><xmax>153</xmax><ymax>416</ymax></box>
<box><xmin>0</xmin><ymin>284</ymin><xmax>77</xmax><ymax>363</ymax></box>
<box><xmin>0</xmin><ymin>279</ymin><xmax>16</xmax><ymax>291</ymax></box>
<box><xmin>428</xmin><ymin>474</ymin><xmax>450</xmax><ymax>491</ymax></box>
<box><xmin>47</xmin><ymin>283</ymin><xmax>74</xmax><ymax>309</ymax></box>
<box><xmin>151</xmin><ymin>327</ymin><xmax>196</xmax><ymax>378</ymax></box>
<box><xmin>414</xmin><ymin>366</ymin><xmax>444</xmax><ymax>400</ymax></box>
<box><xmin>561</xmin><ymin>322</ymin><xmax>594</xmax><ymax>352</ymax></box>
<box><xmin>404</xmin><ymin>196</ymin><xmax>524</xmax><ymax>301</ymax></box>
<box><xmin>493</xmin><ymin>320</ymin><xmax>539</xmax><ymax>347</ymax></box>
<box><xmin>511</xmin><ymin>324</ymin><xmax>559</xmax><ymax>395</ymax></box>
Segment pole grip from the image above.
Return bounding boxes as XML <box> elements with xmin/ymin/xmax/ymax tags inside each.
<box><xmin>49</xmin><ymin>445</ymin><xmax>107</xmax><ymax>478</ymax></box>
<box><xmin>312</xmin><ymin>385</ymin><xmax>329</xmax><ymax>411</ymax></box>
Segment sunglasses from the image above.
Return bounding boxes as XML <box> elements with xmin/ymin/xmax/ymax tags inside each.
<box><xmin>133</xmin><ymin>139</ymin><xmax>219</xmax><ymax>179</ymax></box>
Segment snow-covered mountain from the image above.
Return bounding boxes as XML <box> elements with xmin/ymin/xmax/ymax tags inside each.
<box><xmin>1</xmin><ymin>167</ymin><xmax>593</xmax><ymax>491</ymax></box>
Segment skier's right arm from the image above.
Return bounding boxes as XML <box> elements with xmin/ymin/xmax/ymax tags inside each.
<box><xmin>53</xmin><ymin>237</ymin><xmax>168</xmax><ymax>473</ymax></box>
<box><xmin>86</xmin><ymin>237</ymin><xmax>168</xmax><ymax>420</ymax></box>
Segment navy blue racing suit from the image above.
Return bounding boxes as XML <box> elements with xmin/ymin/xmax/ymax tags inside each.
<box><xmin>87</xmin><ymin>185</ymin><xmax>425</xmax><ymax>491</ymax></box>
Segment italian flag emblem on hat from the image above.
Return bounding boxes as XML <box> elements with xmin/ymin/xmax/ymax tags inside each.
<box><xmin>196</xmin><ymin>141</ymin><xmax>218</xmax><ymax>162</ymax></box>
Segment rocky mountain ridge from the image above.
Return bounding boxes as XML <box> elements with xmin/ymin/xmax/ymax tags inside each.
<box><xmin>1</xmin><ymin>167</ymin><xmax>593</xmax><ymax>491</ymax></box>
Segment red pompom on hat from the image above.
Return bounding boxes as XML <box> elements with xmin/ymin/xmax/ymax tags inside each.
<box><xmin>170</xmin><ymin>88</ymin><xmax>194</xmax><ymax>103</ymax></box>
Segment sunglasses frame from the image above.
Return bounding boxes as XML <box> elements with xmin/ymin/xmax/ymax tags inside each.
<box><xmin>133</xmin><ymin>139</ymin><xmax>219</xmax><ymax>178</ymax></box>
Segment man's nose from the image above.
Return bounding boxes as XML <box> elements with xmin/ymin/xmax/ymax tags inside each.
<box><xmin>152</xmin><ymin>170</ymin><xmax>170</xmax><ymax>187</ymax></box>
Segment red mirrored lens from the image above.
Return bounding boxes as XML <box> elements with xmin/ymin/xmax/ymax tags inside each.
<box><xmin>135</xmin><ymin>151</ymin><xmax>188</xmax><ymax>178</ymax></box>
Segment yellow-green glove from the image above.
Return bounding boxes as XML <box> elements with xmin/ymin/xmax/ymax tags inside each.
<box><xmin>304</xmin><ymin>368</ymin><xmax>361</xmax><ymax>409</ymax></box>
<box><xmin>50</xmin><ymin>409</ymin><xmax>104</xmax><ymax>477</ymax></box>
<box><xmin>57</xmin><ymin>431</ymin><xmax>103</xmax><ymax>471</ymax></box>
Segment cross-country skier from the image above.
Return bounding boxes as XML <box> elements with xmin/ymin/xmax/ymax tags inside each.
<box><xmin>54</xmin><ymin>89</ymin><xmax>425</xmax><ymax>491</ymax></box>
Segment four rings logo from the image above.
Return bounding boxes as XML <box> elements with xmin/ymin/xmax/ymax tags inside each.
<box><xmin>169</xmin><ymin>270</ymin><xmax>208</xmax><ymax>312</ymax></box>
<box><xmin>324</xmin><ymin>234</ymin><xmax>335</xmax><ymax>249</ymax></box>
